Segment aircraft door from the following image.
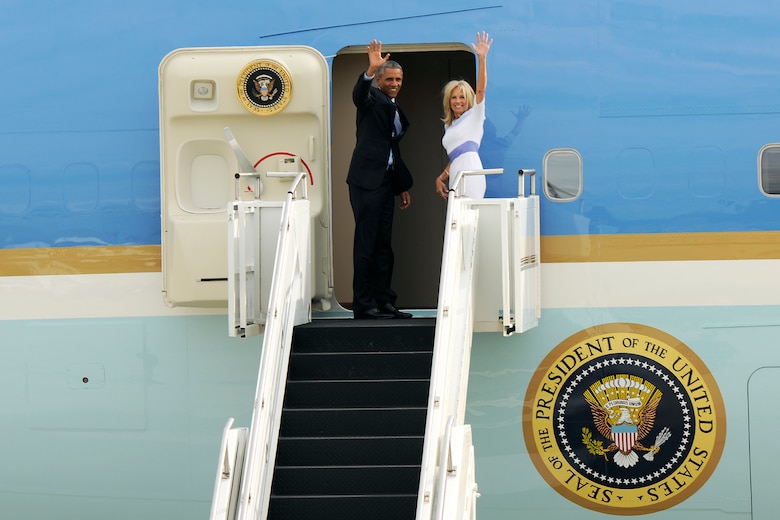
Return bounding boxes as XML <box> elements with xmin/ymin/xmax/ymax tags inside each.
<box><xmin>159</xmin><ymin>46</ymin><xmax>332</xmax><ymax>308</ymax></box>
<box><xmin>331</xmin><ymin>46</ymin><xmax>476</xmax><ymax>311</ymax></box>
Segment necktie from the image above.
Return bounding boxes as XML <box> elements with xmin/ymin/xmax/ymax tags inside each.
<box><xmin>392</xmin><ymin>99</ymin><xmax>402</xmax><ymax>138</ymax></box>
<box><xmin>389</xmin><ymin>99</ymin><xmax>400</xmax><ymax>167</ymax></box>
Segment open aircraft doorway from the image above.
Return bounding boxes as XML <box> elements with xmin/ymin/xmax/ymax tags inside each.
<box><xmin>331</xmin><ymin>43</ymin><xmax>476</xmax><ymax>311</ymax></box>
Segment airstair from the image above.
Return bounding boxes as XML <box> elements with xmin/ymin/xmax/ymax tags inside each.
<box><xmin>210</xmin><ymin>168</ymin><xmax>540</xmax><ymax>520</ymax></box>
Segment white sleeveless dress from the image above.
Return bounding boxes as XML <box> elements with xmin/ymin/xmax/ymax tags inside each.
<box><xmin>442</xmin><ymin>99</ymin><xmax>486</xmax><ymax>198</ymax></box>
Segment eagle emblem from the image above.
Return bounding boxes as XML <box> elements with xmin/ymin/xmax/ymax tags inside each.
<box><xmin>583</xmin><ymin>375</ymin><xmax>672</xmax><ymax>468</ymax></box>
<box><xmin>252</xmin><ymin>74</ymin><xmax>277</xmax><ymax>102</ymax></box>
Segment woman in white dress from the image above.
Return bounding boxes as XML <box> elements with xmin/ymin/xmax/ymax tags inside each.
<box><xmin>435</xmin><ymin>31</ymin><xmax>492</xmax><ymax>199</ymax></box>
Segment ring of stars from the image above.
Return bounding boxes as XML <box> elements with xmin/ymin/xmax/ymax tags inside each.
<box><xmin>555</xmin><ymin>355</ymin><xmax>693</xmax><ymax>487</ymax></box>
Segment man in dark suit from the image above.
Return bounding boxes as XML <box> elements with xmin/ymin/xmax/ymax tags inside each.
<box><xmin>347</xmin><ymin>39</ymin><xmax>413</xmax><ymax>319</ymax></box>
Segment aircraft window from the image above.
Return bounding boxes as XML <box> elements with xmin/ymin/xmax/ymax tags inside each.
<box><xmin>759</xmin><ymin>144</ymin><xmax>780</xmax><ymax>196</ymax></box>
<box><xmin>543</xmin><ymin>148</ymin><xmax>582</xmax><ymax>201</ymax></box>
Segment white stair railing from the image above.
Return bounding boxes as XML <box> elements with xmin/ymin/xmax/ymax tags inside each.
<box><xmin>210</xmin><ymin>418</ymin><xmax>248</xmax><ymax>520</ymax></box>
<box><xmin>417</xmin><ymin>167</ymin><xmax>540</xmax><ymax>520</ymax></box>
<box><xmin>416</xmin><ymin>171</ymin><xmax>481</xmax><ymax>520</ymax></box>
<box><xmin>210</xmin><ymin>171</ymin><xmax>311</xmax><ymax>520</ymax></box>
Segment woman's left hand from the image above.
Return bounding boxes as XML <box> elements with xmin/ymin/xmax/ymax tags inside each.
<box><xmin>435</xmin><ymin>176</ymin><xmax>449</xmax><ymax>199</ymax></box>
<box><xmin>471</xmin><ymin>31</ymin><xmax>492</xmax><ymax>59</ymax></box>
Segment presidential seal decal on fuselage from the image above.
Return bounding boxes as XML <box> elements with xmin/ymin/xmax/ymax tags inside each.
<box><xmin>523</xmin><ymin>323</ymin><xmax>725</xmax><ymax>515</ymax></box>
<box><xmin>237</xmin><ymin>59</ymin><xmax>292</xmax><ymax>116</ymax></box>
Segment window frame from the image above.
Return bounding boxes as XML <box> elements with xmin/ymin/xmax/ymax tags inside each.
<box><xmin>758</xmin><ymin>143</ymin><xmax>780</xmax><ymax>197</ymax></box>
<box><xmin>543</xmin><ymin>148</ymin><xmax>583</xmax><ymax>202</ymax></box>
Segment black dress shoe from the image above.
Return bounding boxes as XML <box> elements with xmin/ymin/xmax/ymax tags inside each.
<box><xmin>381</xmin><ymin>303</ymin><xmax>413</xmax><ymax>319</ymax></box>
<box><xmin>354</xmin><ymin>307</ymin><xmax>394</xmax><ymax>319</ymax></box>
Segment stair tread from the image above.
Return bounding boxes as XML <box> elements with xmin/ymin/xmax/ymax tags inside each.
<box><xmin>272</xmin><ymin>464</ymin><xmax>422</xmax><ymax>470</ymax></box>
<box><xmin>291</xmin><ymin>351</ymin><xmax>432</xmax><ymax>355</ymax></box>
<box><xmin>275</xmin><ymin>435</ymin><xmax>424</xmax><ymax>465</ymax></box>
<box><xmin>295</xmin><ymin>317</ymin><xmax>435</xmax><ymax>328</ymax></box>
<box><xmin>282</xmin><ymin>406</ymin><xmax>426</xmax><ymax>410</ymax></box>
<box><xmin>291</xmin><ymin>319</ymin><xmax>435</xmax><ymax>353</ymax></box>
<box><xmin>289</xmin><ymin>352</ymin><xmax>432</xmax><ymax>379</ymax></box>
<box><xmin>271</xmin><ymin>493</ymin><xmax>418</xmax><ymax>498</ymax></box>
<box><xmin>280</xmin><ymin>435</ymin><xmax>423</xmax><ymax>439</ymax></box>
<box><xmin>287</xmin><ymin>378</ymin><xmax>431</xmax><ymax>383</ymax></box>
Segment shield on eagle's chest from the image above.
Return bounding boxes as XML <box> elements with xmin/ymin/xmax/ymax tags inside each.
<box><xmin>611</xmin><ymin>424</ymin><xmax>638</xmax><ymax>452</ymax></box>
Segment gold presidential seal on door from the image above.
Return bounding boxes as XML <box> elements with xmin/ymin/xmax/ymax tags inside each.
<box><xmin>523</xmin><ymin>323</ymin><xmax>725</xmax><ymax>515</ymax></box>
<box><xmin>237</xmin><ymin>59</ymin><xmax>292</xmax><ymax>116</ymax></box>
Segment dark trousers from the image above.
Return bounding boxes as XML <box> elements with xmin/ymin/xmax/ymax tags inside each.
<box><xmin>349</xmin><ymin>172</ymin><xmax>397</xmax><ymax>312</ymax></box>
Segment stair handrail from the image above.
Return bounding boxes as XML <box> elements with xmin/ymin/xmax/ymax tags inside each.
<box><xmin>449</xmin><ymin>168</ymin><xmax>503</xmax><ymax>199</ymax></box>
<box><xmin>416</xmin><ymin>187</ymin><xmax>480</xmax><ymax>520</ymax></box>
<box><xmin>432</xmin><ymin>415</ymin><xmax>455</xmax><ymax>519</ymax></box>
<box><xmin>231</xmin><ymin>171</ymin><xmax>312</xmax><ymax>520</ymax></box>
<box><xmin>210</xmin><ymin>418</ymin><xmax>248</xmax><ymax>520</ymax></box>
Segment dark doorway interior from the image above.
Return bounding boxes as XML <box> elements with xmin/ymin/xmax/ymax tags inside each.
<box><xmin>331</xmin><ymin>45</ymin><xmax>476</xmax><ymax>310</ymax></box>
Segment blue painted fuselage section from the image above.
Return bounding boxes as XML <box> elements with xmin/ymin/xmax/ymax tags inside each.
<box><xmin>3</xmin><ymin>1</ymin><xmax>780</xmax><ymax>246</ymax></box>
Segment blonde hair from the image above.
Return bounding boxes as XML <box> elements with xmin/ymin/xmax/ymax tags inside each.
<box><xmin>441</xmin><ymin>80</ymin><xmax>475</xmax><ymax>125</ymax></box>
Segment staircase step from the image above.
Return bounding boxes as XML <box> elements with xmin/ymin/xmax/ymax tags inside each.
<box><xmin>288</xmin><ymin>351</ymin><xmax>433</xmax><ymax>380</ymax></box>
<box><xmin>283</xmin><ymin>380</ymin><xmax>430</xmax><ymax>408</ymax></box>
<box><xmin>271</xmin><ymin>465</ymin><xmax>421</xmax><ymax>495</ymax></box>
<box><xmin>268</xmin><ymin>494</ymin><xmax>417</xmax><ymax>520</ymax></box>
<box><xmin>275</xmin><ymin>436</ymin><xmax>424</xmax><ymax>466</ymax></box>
<box><xmin>279</xmin><ymin>408</ymin><xmax>427</xmax><ymax>437</ymax></box>
<box><xmin>291</xmin><ymin>318</ymin><xmax>435</xmax><ymax>353</ymax></box>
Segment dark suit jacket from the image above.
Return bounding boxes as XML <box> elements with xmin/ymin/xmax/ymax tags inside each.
<box><xmin>346</xmin><ymin>73</ymin><xmax>413</xmax><ymax>194</ymax></box>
